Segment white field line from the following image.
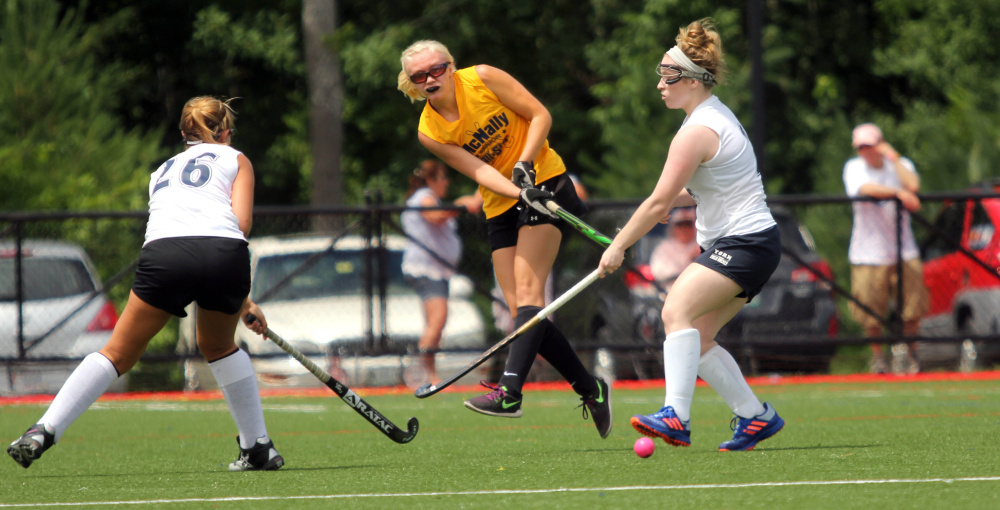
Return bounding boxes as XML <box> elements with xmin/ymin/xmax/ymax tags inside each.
<box><xmin>2</xmin><ymin>476</ymin><xmax>998</xmax><ymax>507</ymax></box>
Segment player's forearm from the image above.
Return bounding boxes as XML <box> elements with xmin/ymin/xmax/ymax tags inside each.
<box><xmin>857</xmin><ymin>182</ymin><xmax>903</xmax><ymax>199</ymax></box>
<box><xmin>611</xmin><ymin>196</ymin><xmax>673</xmax><ymax>252</ymax></box>
<box><xmin>892</xmin><ymin>161</ymin><xmax>920</xmax><ymax>192</ymax></box>
<box><xmin>518</xmin><ymin>111</ymin><xmax>552</xmax><ymax>163</ymax></box>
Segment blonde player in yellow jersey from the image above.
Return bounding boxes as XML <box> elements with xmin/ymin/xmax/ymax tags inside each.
<box><xmin>397</xmin><ymin>40</ymin><xmax>612</xmax><ymax>439</ymax></box>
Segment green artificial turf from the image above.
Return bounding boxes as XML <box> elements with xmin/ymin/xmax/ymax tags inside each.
<box><xmin>1</xmin><ymin>378</ymin><xmax>998</xmax><ymax>509</ymax></box>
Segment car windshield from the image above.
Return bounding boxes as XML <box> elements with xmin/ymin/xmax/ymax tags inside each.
<box><xmin>252</xmin><ymin>249</ymin><xmax>408</xmax><ymax>302</ymax></box>
<box><xmin>0</xmin><ymin>258</ymin><xmax>96</xmax><ymax>301</ymax></box>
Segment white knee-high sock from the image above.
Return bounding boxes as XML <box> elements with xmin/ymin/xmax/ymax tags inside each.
<box><xmin>662</xmin><ymin>328</ymin><xmax>701</xmax><ymax>422</ymax></box>
<box><xmin>697</xmin><ymin>345</ymin><xmax>766</xmax><ymax>418</ymax></box>
<box><xmin>39</xmin><ymin>352</ymin><xmax>119</xmax><ymax>443</ymax></box>
<box><xmin>209</xmin><ymin>349</ymin><xmax>268</xmax><ymax>449</ymax></box>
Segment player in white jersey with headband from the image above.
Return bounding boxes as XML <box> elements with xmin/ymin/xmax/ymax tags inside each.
<box><xmin>8</xmin><ymin>96</ymin><xmax>283</xmax><ymax>471</ymax></box>
<box><xmin>598</xmin><ymin>18</ymin><xmax>784</xmax><ymax>451</ymax></box>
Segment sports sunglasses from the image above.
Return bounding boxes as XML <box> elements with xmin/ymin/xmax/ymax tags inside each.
<box><xmin>655</xmin><ymin>63</ymin><xmax>715</xmax><ymax>85</ymax></box>
<box><xmin>410</xmin><ymin>62</ymin><xmax>451</xmax><ymax>84</ymax></box>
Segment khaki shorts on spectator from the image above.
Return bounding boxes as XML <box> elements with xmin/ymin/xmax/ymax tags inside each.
<box><xmin>849</xmin><ymin>258</ymin><xmax>930</xmax><ymax>330</ymax></box>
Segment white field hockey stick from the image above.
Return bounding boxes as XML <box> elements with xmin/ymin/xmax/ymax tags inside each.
<box><xmin>413</xmin><ymin>268</ymin><xmax>601</xmax><ymax>398</ymax></box>
<box><xmin>245</xmin><ymin>314</ymin><xmax>418</xmax><ymax>443</ymax></box>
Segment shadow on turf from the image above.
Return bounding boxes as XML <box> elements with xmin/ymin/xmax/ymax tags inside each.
<box><xmin>19</xmin><ymin>464</ymin><xmax>375</xmax><ymax>479</ymax></box>
<box><xmin>564</xmin><ymin>444</ymin><xmax>883</xmax><ymax>454</ymax></box>
<box><xmin>745</xmin><ymin>444</ymin><xmax>884</xmax><ymax>452</ymax></box>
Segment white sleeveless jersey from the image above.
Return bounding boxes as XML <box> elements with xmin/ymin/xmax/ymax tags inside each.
<box><xmin>144</xmin><ymin>143</ymin><xmax>245</xmax><ymax>245</ymax></box>
<box><xmin>682</xmin><ymin>95</ymin><xmax>775</xmax><ymax>248</ymax></box>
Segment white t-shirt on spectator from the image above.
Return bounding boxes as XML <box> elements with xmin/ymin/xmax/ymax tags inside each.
<box><xmin>401</xmin><ymin>187</ymin><xmax>461</xmax><ymax>280</ymax></box>
<box><xmin>843</xmin><ymin>155</ymin><xmax>920</xmax><ymax>265</ymax></box>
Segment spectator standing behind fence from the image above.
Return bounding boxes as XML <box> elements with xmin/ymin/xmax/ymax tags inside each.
<box><xmin>397</xmin><ymin>39</ymin><xmax>612</xmax><ymax>439</ymax></box>
<box><xmin>649</xmin><ymin>207</ymin><xmax>701</xmax><ymax>291</ymax></box>
<box><xmin>401</xmin><ymin>159</ymin><xmax>463</xmax><ymax>385</ymax></box>
<box><xmin>843</xmin><ymin>122</ymin><xmax>929</xmax><ymax>375</ymax></box>
<box><xmin>7</xmin><ymin>96</ymin><xmax>282</xmax><ymax>471</ymax></box>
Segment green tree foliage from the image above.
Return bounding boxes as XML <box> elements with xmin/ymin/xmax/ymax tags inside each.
<box><xmin>186</xmin><ymin>4</ymin><xmax>311</xmax><ymax>203</ymax></box>
<box><xmin>584</xmin><ymin>0</ymin><xmax>747</xmax><ymax>198</ymax></box>
<box><xmin>10</xmin><ymin>0</ymin><xmax>1000</xmax><ymax>213</ymax></box>
<box><xmin>874</xmin><ymin>0</ymin><xmax>1000</xmax><ymax>191</ymax></box>
<box><xmin>0</xmin><ymin>0</ymin><xmax>162</xmax><ymax>211</ymax></box>
<box><xmin>61</xmin><ymin>0</ymin><xmax>309</xmax><ymax>205</ymax></box>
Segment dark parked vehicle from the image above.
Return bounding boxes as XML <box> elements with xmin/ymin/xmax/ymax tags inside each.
<box><xmin>716</xmin><ymin>208</ymin><xmax>839</xmax><ymax>373</ymax></box>
<box><xmin>564</xmin><ymin>207</ymin><xmax>838</xmax><ymax>379</ymax></box>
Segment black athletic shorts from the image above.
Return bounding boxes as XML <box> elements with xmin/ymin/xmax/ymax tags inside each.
<box><xmin>486</xmin><ymin>173</ymin><xmax>589</xmax><ymax>251</ymax></box>
<box><xmin>132</xmin><ymin>236</ymin><xmax>251</xmax><ymax>317</ymax></box>
<box><xmin>693</xmin><ymin>225</ymin><xmax>781</xmax><ymax>302</ymax></box>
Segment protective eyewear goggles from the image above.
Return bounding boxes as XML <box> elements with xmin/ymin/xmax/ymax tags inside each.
<box><xmin>410</xmin><ymin>62</ymin><xmax>451</xmax><ymax>84</ymax></box>
<box><xmin>655</xmin><ymin>63</ymin><xmax>715</xmax><ymax>85</ymax></box>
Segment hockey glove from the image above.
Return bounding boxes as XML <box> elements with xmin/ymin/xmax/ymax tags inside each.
<box><xmin>511</xmin><ymin>161</ymin><xmax>537</xmax><ymax>189</ymax></box>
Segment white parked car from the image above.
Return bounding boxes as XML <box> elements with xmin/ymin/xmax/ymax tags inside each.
<box><xmin>178</xmin><ymin>234</ymin><xmax>487</xmax><ymax>388</ymax></box>
<box><xmin>0</xmin><ymin>240</ymin><xmax>123</xmax><ymax>395</ymax></box>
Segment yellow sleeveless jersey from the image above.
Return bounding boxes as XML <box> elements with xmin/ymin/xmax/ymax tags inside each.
<box><xmin>418</xmin><ymin>66</ymin><xmax>565</xmax><ymax>219</ymax></box>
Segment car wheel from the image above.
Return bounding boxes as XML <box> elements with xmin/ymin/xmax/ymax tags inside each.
<box><xmin>628</xmin><ymin>301</ymin><xmax>664</xmax><ymax>380</ymax></box>
<box><xmin>956</xmin><ymin>308</ymin><xmax>978</xmax><ymax>373</ymax></box>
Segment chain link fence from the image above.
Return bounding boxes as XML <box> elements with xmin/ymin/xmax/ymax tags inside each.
<box><xmin>2</xmin><ymin>189</ymin><xmax>999</xmax><ymax>394</ymax></box>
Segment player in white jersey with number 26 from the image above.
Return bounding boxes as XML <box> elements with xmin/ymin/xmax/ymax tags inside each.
<box><xmin>8</xmin><ymin>96</ymin><xmax>283</xmax><ymax>471</ymax></box>
<box><xmin>597</xmin><ymin>18</ymin><xmax>785</xmax><ymax>452</ymax></box>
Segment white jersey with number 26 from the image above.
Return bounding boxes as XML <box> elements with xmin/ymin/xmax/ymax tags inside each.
<box><xmin>682</xmin><ymin>95</ymin><xmax>775</xmax><ymax>248</ymax></box>
<box><xmin>144</xmin><ymin>143</ymin><xmax>245</xmax><ymax>246</ymax></box>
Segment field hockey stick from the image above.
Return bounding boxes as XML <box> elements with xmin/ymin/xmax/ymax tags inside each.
<box><xmin>244</xmin><ymin>313</ymin><xmax>418</xmax><ymax>444</ymax></box>
<box><xmin>542</xmin><ymin>200</ymin><xmax>612</xmax><ymax>247</ymax></box>
<box><xmin>413</xmin><ymin>268</ymin><xmax>601</xmax><ymax>398</ymax></box>
<box><xmin>542</xmin><ymin>199</ymin><xmax>673</xmax><ymax>297</ymax></box>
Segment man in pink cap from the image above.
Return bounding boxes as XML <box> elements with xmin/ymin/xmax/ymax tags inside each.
<box><xmin>843</xmin><ymin>123</ymin><xmax>929</xmax><ymax>374</ymax></box>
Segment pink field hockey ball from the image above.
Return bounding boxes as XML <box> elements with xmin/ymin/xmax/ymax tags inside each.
<box><xmin>634</xmin><ymin>437</ymin><xmax>655</xmax><ymax>458</ymax></box>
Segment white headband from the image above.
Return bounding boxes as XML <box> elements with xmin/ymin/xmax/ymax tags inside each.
<box><xmin>666</xmin><ymin>46</ymin><xmax>716</xmax><ymax>85</ymax></box>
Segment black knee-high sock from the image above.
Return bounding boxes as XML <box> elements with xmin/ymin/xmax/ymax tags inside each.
<box><xmin>537</xmin><ymin>321</ymin><xmax>598</xmax><ymax>396</ymax></box>
<box><xmin>497</xmin><ymin>306</ymin><xmax>545</xmax><ymax>395</ymax></box>
<box><xmin>497</xmin><ymin>306</ymin><xmax>599</xmax><ymax>397</ymax></box>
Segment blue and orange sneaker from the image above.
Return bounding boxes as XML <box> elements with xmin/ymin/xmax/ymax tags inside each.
<box><xmin>718</xmin><ymin>402</ymin><xmax>784</xmax><ymax>451</ymax></box>
<box><xmin>463</xmin><ymin>381</ymin><xmax>523</xmax><ymax>418</ymax></box>
<box><xmin>630</xmin><ymin>406</ymin><xmax>691</xmax><ymax>447</ymax></box>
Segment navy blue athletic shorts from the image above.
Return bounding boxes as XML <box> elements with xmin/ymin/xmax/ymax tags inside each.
<box><xmin>693</xmin><ymin>225</ymin><xmax>781</xmax><ymax>302</ymax></box>
<box><xmin>132</xmin><ymin>236</ymin><xmax>251</xmax><ymax>317</ymax></box>
<box><xmin>486</xmin><ymin>173</ymin><xmax>589</xmax><ymax>252</ymax></box>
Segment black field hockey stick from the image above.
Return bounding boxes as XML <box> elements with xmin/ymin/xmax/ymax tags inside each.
<box><xmin>244</xmin><ymin>313</ymin><xmax>418</xmax><ymax>444</ymax></box>
<box><xmin>413</xmin><ymin>268</ymin><xmax>601</xmax><ymax>398</ymax></box>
